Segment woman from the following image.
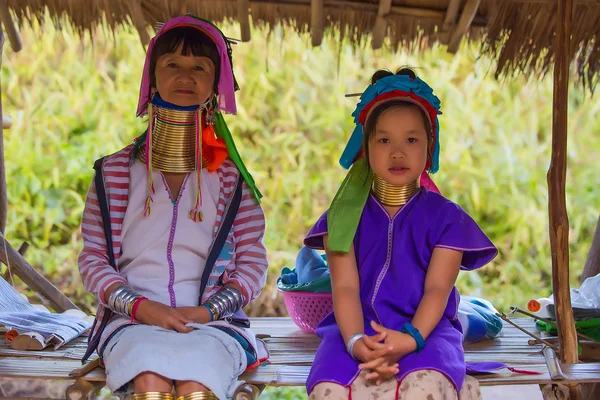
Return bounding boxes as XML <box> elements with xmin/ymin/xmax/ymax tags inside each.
<box><xmin>77</xmin><ymin>15</ymin><xmax>268</xmax><ymax>400</ymax></box>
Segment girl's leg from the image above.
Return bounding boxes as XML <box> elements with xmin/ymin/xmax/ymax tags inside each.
<box><xmin>310</xmin><ymin>370</ymin><xmax>397</xmax><ymax>400</ymax></box>
<box><xmin>309</xmin><ymin>382</ymin><xmax>349</xmax><ymax>400</ymax></box>
<box><xmin>397</xmin><ymin>370</ymin><xmax>482</xmax><ymax>400</ymax></box>
<box><xmin>132</xmin><ymin>372</ymin><xmax>173</xmax><ymax>400</ymax></box>
<box><xmin>458</xmin><ymin>376</ymin><xmax>482</xmax><ymax>400</ymax></box>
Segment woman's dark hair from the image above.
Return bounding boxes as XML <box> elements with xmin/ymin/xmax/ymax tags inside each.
<box><xmin>149</xmin><ymin>26</ymin><xmax>221</xmax><ymax>93</ymax></box>
<box><xmin>362</xmin><ymin>67</ymin><xmax>433</xmax><ymax>167</ymax></box>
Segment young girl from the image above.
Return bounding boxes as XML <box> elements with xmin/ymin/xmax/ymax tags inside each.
<box><xmin>78</xmin><ymin>15</ymin><xmax>267</xmax><ymax>400</ymax></box>
<box><xmin>304</xmin><ymin>68</ymin><xmax>498</xmax><ymax>399</ymax></box>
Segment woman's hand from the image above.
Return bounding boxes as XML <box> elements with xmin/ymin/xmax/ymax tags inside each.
<box><xmin>176</xmin><ymin>306</ymin><xmax>212</xmax><ymax>324</ymax></box>
<box><xmin>135</xmin><ymin>300</ymin><xmax>193</xmax><ymax>333</ymax></box>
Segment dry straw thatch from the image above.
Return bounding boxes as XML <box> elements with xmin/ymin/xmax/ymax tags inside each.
<box><xmin>5</xmin><ymin>1</ymin><xmax>600</xmax><ymax>86</ymax></box>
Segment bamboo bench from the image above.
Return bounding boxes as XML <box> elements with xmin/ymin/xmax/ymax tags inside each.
<box><xmin>0</xmin><ymin>318</ymin><xmax>599</xmax><ymax>399</ymax></box>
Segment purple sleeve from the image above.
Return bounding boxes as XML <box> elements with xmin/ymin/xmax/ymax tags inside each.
<box><xmin>303</xmin><ymin>211</ymin><xmax>328</xmax><ymax>250</ymax></box>
<box><xmin>435</xmin><ymin>203</ymin><xmax>498</xmax><ymax>271</ymax></box>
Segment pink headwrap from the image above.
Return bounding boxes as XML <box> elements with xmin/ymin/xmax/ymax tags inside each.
<box><xmin>136</xmin><ymin>15</ymin><xmax>237</xmax><ymax>117</ymax></box>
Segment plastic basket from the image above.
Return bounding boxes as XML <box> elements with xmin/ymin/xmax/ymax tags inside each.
<box><xmin>279</xmin><ymin>289</ymin><xmax>333</xmax><ymax>334</ymax></box>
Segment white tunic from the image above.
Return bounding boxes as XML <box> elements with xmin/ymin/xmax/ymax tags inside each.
<box><xmin>100</xmin><ymin>162</ymin><xmax>247</xmax><ymax>399</ymax></box>
<box><xmin>102</xmin><ymin>161</ymin><xmax>220</xmax><ymax>343</ymax></box>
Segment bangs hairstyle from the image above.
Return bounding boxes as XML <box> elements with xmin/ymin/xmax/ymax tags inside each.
<box><xmin>149</xmin><ymin>26</ymin><xmax>221</xmax><ymax>93</ymax></box>
<box><xmin>362</xmin><ymin>68</ymin><xmax>433</xmax><ymax>169</ymax></box>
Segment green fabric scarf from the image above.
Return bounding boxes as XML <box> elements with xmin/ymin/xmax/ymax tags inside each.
<box><xmin>326</xmin><ymin>158</ymin><xmax>373</xmax><ymax>252</ymax></box>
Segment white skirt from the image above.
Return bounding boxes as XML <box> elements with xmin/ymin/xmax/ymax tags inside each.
<box><xmin>102</xmin><ymin>323</ymin><xmax>247</xmax><ymax>400</ymax></box>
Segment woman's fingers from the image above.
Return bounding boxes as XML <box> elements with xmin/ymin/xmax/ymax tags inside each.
<box><xmin>171</xmin><ymin>311</ymin><xmax>193</xmax><ymax>333</ymax></box>
<box><xmin>173</xmin><ymin>320</ymin><xmax>193</xmax><ymax>333</ymax></box>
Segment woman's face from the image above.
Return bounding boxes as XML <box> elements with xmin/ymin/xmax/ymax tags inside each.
<box><xmin>154</xmin><ymin>43</ymin><xmax>216</xmax><ymax>107</ymax></box>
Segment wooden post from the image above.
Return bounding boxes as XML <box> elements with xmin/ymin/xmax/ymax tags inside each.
<box><xmin>0</xmin><ymin>0</ymin><xmax>21</xmax><ymax>52</ymax></box>
<box><xmin>311</xmin><ymin>0</ymin><xmax>325</xmax><ymax>47</ymax></box>
<box><xmin>238</xmin><ymin>0</ymin><xmax>251</xmax><ymax>42</ymax></box>
<box><xmin>548</xmin><ymin>0</ymin><xmax>579</xmax><ymax>371</ymax></box>
<box><xmin>447</xmin><ymin>0</ymin><xmax>481</xmax><ymax>53</ymax></box>
<box><xmin>441</xmin><ymin>0</ymin><xmax>461</xmax><ymax>44</ymax></box>
<box><xmin>581</xmin><ymin>215</ymin><xmax>600</xmax><ymax>399</ymax></box>
<box><xmin>0</xmin><ymin>29</ymin><xmax>5</xmax><ymax>234</ymax></box>
<box><xmin>0</xmin><ymin>232</ymin><xmax>80</xmax><ymax>312</ymax></box>
<box><xmin>127</xmin><ymin>0</ymin><xmax>150</xmax><ymax>46</ymax></box>
<box><xmin>372</xmin><ymin>0</ymin><xmax>392</xmax><ymax>50</ymax></box>
<box><xmin>581</xmin><ymin>215</ymin><xmax>600</xmax><ymax>282</ymax></box>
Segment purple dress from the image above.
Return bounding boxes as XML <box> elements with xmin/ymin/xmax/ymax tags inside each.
<box><xmin>303</xmin><ymin>188</ymin><xmax>498</xmax><ymax>394</ymax></box>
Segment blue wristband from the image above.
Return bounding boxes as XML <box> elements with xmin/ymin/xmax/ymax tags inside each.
<box><xmin>202</xmin><ymin>304</ymin><xmax>214</xmax><ymax>321</ymax></box>
<box><xmin>400</xmin><ymin>322</ymin><xmax>425</xmax><ymax>352</ymax></box>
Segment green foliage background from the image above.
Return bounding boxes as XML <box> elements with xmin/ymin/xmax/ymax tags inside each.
<box><xmin>3</xmin><ymin>20</ymin><xmax>599</xmax><ymax>399</ymax></box>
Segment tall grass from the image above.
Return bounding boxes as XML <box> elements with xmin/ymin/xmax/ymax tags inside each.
<box><xmin>3</xmin><ymin>20</ymin><xmax>599</xmax><ymax>317</ymax></box>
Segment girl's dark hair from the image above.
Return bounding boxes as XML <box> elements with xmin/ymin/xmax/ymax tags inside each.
<box><xmin>362</xmin><ymin>67</ymin><xmax>432</xmax><ymax>167</ymax></box>
<box><xmin>149</xmin><ymin>26</ymin><xmax>221</xmax><ymax>93</ymax></box>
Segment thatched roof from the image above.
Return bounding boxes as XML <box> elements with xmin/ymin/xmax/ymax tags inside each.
<box><xmin>5</xmin><ymin>1</ymin><xmax>600</xmax><ymax>87</ymax></box>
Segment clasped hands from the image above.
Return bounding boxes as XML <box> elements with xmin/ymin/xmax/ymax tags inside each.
<box><xmin>134</xmin><ymin>301</ymin><xmax>212</xmax><ymax>333</ymax></box>
<box><xmin>353</xmin><ymin>320</ymin><xmax>417</xmax><ymax>385</ymax></box>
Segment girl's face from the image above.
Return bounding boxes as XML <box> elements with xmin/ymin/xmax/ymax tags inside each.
<box><xmin>154</xmin><ymin>43</ymin><xmax>216</xmax><ymax>107</ymax></box>
<box><xmin>367</xmin><ymin>106</ymin><xmax>429</xmax><ymax>186</ymax></box>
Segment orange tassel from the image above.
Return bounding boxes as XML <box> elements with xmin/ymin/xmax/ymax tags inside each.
<box><xmin>188</xmin><ymin>209</ymin><xmax>203</xmax><ymax>222</ymax></box>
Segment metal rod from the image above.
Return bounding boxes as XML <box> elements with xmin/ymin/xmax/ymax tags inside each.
<box><xmin>496</xmin><ymin>312</ymin><xmax>560</xmax><ymax>352</ymax></box>
<box><xmin>510</xmin><ymin>306</ymin><xmax>598</xmax><ymax>343</ymax></box>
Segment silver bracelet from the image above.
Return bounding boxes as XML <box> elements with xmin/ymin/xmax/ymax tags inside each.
<box><xmin>204</xmin><ymin>286</ymin><xmax>243</xmax><ymax>318</ymax></box>
<box><xmin>346</xmin><ymin>333</ymin><xmax>364</xmax><ymax>360</ymax></box>
<box><xmin>107</xmin><ymin>285</ymin><xmax>140</xmax><ymax>317</ymax></box>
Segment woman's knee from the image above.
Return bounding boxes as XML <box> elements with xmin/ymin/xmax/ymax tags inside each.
<box><xmin>398</xmin><ymin>370</ymin><xmax>457</xmax><ymax>400</ymax></box>
<box><xmin>133</xmin><ymin>371</ymin><xmax>173</xmax><ymax>393</ymax></box>
<box><xmin>174</xmin><ymin>380</ymin><xmax>210</xmax><ymax>396</ymax></box>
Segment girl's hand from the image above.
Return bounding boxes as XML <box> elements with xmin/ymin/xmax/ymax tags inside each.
<box><xmin>358</xmin><ymin>320</ymin><xmax>418</xmax><ymax>384</ymax></box>
<box><xmin>135</xmin><ymin>300</ymin><xmax>193</xmax><ymax>333</ymax></box>
<box><xmin>364</xmin><ymin>362</ymin><xmax>400</xmax><ymax>385</ymax></box>
<box><xmin>371</xmin><ymin>320</ymin><xmax>417</xmax><ymax>363</ymax></box>
<box><xmin>352</xmin><ymin>331</ymin><xmax>393</xmax><ymax>363</ymax></box>
<box><xmin>176</xmin><ymin>306</ymin><xmax>212</xmax><ymax>324</ymax></box>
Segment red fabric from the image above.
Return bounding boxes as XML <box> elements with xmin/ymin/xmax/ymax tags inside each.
<box><xmin>420</xmin><ymin>171</ymin><xmax>440</xmax><ymax>194</ymax></box>
<box><xmin>202</xmin><ymin>124</ymin><xmax>228</xmax><ymax>172</ymax></box>
<box><xmin>130</xmin><ymin>297</ymin><xmax>148</xmax><ymax>323</ymax></box>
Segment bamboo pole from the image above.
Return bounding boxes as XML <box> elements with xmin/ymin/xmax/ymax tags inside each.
<box><xmin>310</xmin><ymin>0</ymin><xmax>324</xmax><ymax>47</ymax></box>
<box><xmin>0</xmin><ymin>232</ymin><xmax>79</xmax><ymax>312</ymax></box>
<box><xmin>443</xmin><ymin>0</ymin><xmax>461</xmax><ymax>30</ymax></box>
<box><xmin>372</xmin><ymin>0</ymin><xmax>392</xmax><ymax>50</ymax></box>
<box><xmin>581</xmin><ymin>215</ymin><xmax>600</xmax><ymax>282</ymax></box>
<box><xmin>548</xmin><ymin>0</ymin><xmax>579</xmax><ymax>370</ymax></box>
<box><xmin>0</xmin><ymin>30</ymin><xmax>5</xmax><ymax>234</ymax></box>
<box><xmin>0</xmin><ymin>0</ymin><xmax>21</xmax><ymax>52</ymax></box>
<box><xmin>447</xmin><ymin>0</ymin><xmax>481</xmax><ymax>53</ymax></box>
<box><xmin>127</xmin><ymin>0</ymin><xmax>150</xmax><ymax>46</ymax></box>
<box><xmin>238</xmin><ymin>0</ymin><xmax>252</xmax><ymax>42</ymax></box>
